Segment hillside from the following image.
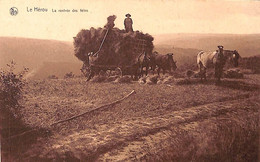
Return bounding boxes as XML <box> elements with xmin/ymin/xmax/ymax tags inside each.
<box><xmin>25</xmin><ymin>62</ymin><xmax>82</xmax><ymax>80</ymax></box>
<box><xmin>1</xmin><ymin>35</ymin><xmax>259</xmax><ymax>79</ymax></box>
<box><xmin>1</xmin><ymin>37</ymin><xmax>260</xmax><ymax>162</ymax></box>
<box><xmin>0</xmin><ymin>37</ymin><xmax>83</xmax><ymax>79</ymax></box>
<box><xmin>154</xmin><ymin>33</ymin><xmax>260</xmax><ymax>57</ymax></box>
<box><xmin>0</xmin><ymin>37</ymin><xmax>80</xmax><ymax>70</ymax></box>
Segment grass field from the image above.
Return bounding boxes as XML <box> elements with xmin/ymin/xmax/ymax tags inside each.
<box><xmin>2</xmin><ymin>74</ymin><xmax>259</xmax><ymax>161</ymax></box>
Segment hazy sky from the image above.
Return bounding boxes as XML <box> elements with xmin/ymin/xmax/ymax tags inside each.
<box><xmin>0</xmin><ymin>0</ymin><xmax>260</xmax><ymax>41</ymax></box>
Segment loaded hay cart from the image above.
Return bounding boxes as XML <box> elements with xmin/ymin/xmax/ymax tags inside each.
<box><xmin>73</xmin><ymin>15</ymin><xmax>154</xmax><ymax>80</ymax></box>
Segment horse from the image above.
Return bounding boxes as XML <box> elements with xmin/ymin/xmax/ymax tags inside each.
<box><xmin>197</xmin><ymin>46</ymin><xmax>240</xmax><ymax>83</ymax></box>
<box><xmin>150</xmin><ymin>51</ymin><xmax>177</xmax><ymax>76</ymax></box>
<box><xmin>138</xmin><ymin>52</ymin><xmax>151</xmax><ymax>77</ymax></box>
<box><xmin>222</xmin><ymin>50</ymin><xmax>240</xmax><ymax>68</ymax></box>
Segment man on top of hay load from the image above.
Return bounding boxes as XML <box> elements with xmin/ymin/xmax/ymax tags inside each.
<box><xmin>124</xmin><ymin>13</ymin><xmax>133</xmax><ymax>33</ymax></box>
<box><xmin>104</xmin><ymin>15</ymin><xmax>116</xmax><ymax>29</ymax></box>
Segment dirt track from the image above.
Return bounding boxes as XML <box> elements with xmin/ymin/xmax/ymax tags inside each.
<box><xmin>7</xmin><ymin>75</ymin><xmax>260</xmax><ymax>161</ymax></box>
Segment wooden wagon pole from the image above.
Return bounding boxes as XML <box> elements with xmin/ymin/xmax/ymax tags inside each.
<box><xmin>3</xmin><ymin>128</ymin><xmax>38</xmax><ymax>140</ymax></box>
<box><xmin>93</xmin><ymin>29</ymin><xmax>109</xmax><ymax>56</ymax></box>
<box><xmin>51</xmin><ymin>90</ymin><xmax>136</xmax><ymax>126</ymax></box>
<box><xmin>3</xmin><ymin>90</ymin><xmax>136</xmax><ymax>140</ymax></box>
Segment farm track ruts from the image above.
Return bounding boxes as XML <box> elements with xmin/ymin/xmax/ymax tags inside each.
<box><xmin>98</xmin><ymin>95</ymin><xmax>260</xmax><ymax>161</ymax></box>
<box><xmin>89</xmin><ymin>92</ymin><xmax>252</xmax><ymax>119</ymax></box>
<box><xmin>16</xmin><ymin>76</ymin><xmax>260</xmax><ymax>161</ymax></box>
<box><xmin>30</xmin><ymin>94</ymin><xmax>259</xmax><ymax>161</ymax></box>
<box><xmin>47</xmin><ymin>92</ymin><xmax>252</xmax><ymax>130</ymax></box>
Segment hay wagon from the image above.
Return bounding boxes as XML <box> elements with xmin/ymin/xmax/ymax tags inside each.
<box><xmin>74</xmin><ymin>27</ymin><xmax>154</xmax><ymax>80</ymax></box>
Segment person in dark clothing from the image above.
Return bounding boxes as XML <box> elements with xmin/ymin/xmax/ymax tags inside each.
<box><xmin>124</xmin><ymin>13</ymin><xmax>133</xmax><ymax>33</ymax></box>
<box><xmin>217</xmin><ymin>45</ymin><xmax>224</xmax><ymax>61</ymax></box>
<box><xmin>104</xmin><ymin>15</ymin><xmax>116</xmax><ymax>29</ymax></box>
<box><xmin>215</xmin><ymin>45</ymin><xmax>224</xmax><ymax>82</ymax></box>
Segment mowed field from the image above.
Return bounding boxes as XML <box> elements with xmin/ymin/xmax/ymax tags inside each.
<box><xmin>9</xmin><ymin>74</ymin><xmax>260</xmax><ymax>161</ymax></box>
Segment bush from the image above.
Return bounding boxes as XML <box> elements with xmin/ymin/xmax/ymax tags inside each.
<box><xmin>240</xmin><ymin>56</ymin><xmax>260</xmax><ymax>74</ymax></box>
<box><xmin>48</xmin><ymin>75</ymin><xmax>58</xmax><ymax>79</ymax></box>
<box><xmin>64</xmin><ymin>72</ymin><xmax>75</xmax><ymax>79</ymax></box>
<box><xmin>0</xmin><ymin>61</ymin><xmax>28</xmax><ymax>119</ymax></box>
<box><xmin>0</xmin><ymin>61</ymin><xmax>29</xmax><ymax>138</ymax></box>
<box><xmin>0</xmin><ymin>61</ymin><xmax>37</xmax><ymax>160</ymax></box>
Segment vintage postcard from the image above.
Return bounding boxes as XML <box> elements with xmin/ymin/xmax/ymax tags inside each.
<box><xmin>0</xmin><ymin>0</ymin><xmax>259</xmax><ymax>161</ymax></box>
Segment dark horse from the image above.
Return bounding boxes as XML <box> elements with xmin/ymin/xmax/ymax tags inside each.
<box><xmin>197</xmin><ymin>45</ymin><xmax>240</xmax><ymax>83</ymax></box>
<box><xmin>138</xmin><ymin>52</ymin><xmax>151</xmax><ymax>77</ymax></box>
<box><xmin>149</xmin><ymin>51</ymin><xmax>177</xmax><ymax>76</ymax></box>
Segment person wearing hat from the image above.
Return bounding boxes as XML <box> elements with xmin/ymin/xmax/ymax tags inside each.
<box><xmin>124</xmin><ymin>13</ymin><xmax>133</xmax><ymax>33</ymax></box>
<box><xmin>215</xmin><ymin>45</ymin><xmax>225</xmax><ymax>82</ymax></box>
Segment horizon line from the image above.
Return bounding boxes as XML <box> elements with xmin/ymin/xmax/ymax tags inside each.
<box><xmin>1</xmin><ymin>32</ymin><xmax>260</xmax><ymax>42</ymax></box>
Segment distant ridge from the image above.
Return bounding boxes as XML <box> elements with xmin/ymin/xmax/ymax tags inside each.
<box><xmin>0</xmin><ymin>37</ymin><xmax>82</xmax><ymax>79</ymax></box>
<box><xmin>1</xmin><ymin>35</ymin><xmax>259</xmax><ymax>79</ymax></box>
<box><xmin>0</xmin><ymin>37</ymin><xmax>78</xmax><ymax>70</ymax></box>
<box><xmin>153</xmin><ymin>33</ymin><xmax>260</xmax><ymax>57</ymax></box>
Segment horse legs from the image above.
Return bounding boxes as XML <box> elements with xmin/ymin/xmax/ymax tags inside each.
<box><xmin>199</xmin><ymin>62</ymin><xmax>203</xmax><ymax>81</ymax></box>
<box><xmin>151</xmin><ymin>65</ymin><xmax>155</xmax><ymax>75</ymax></box>
<box><xmin>141</xmin><ymin>66</ymin><xmax>144</xmax><ymax>77</ymax></box>
<box><xmin>199</xmin><ymin>68</ymin><xmax>203</xmax><ymax>82</ymax></box>
<box><xmin>87</xmin><ymin>70</ymin><xmax>95</xmax><ymax>81</ymax></box>
<box><xmin>215</xmin><ymin>65</ymin><xmax>222</xmax><ymax>84</ymax></box>
<box><xmin>199</xmin><ymin>62</ymin><xmax>207</xmax><ymax>82</ymax></box>
<box><xmin>132</xmin><ymin>66</ymin><xmax>139</xmax><ymax>80</ymax></box>
<box><xmin>157</xmin><ymin>67</ymin><xmax>161</xmax><ymax>76</ymax></box>
<box><xmin>145</xmin><ymin>65</ymin><xmax>149</xmax><ymax>76</ymax></box>
<box><xmin>204</xmin><ymin>69</ymin><xmax>207</xmax><ymax>81</ymax></box>
<box><xmin>218</xmin><ymin>67</ymin><xmax>223</xmax><ymax>83</ymax></box>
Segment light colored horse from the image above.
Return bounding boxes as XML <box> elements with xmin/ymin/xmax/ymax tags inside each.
<box><xmin>197</xmin><ymin>46</ymin><xmax>240</xmax><ymax>82</ymax></box>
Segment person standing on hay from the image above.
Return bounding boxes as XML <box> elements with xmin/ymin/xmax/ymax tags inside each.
<box><xmin>124</xmin><ymin>13</ymin><xmax>133</xmax><ymax>33</ymax></box>
<box><xmin>104</xmin><ymin>15</ymin><xmax>117</xmax><ymax>29</ymax></box>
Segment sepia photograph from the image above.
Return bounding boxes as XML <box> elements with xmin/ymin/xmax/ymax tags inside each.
<box><xmin>0</xmin><ymin>0</ymin><xmax>259</xmax><ymax>161</ymax></box>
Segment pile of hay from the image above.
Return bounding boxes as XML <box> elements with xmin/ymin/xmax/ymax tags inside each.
<box><xmin>138</xmin><ymin>75</ymin><xmax>177</xmax><ymax>85</ymax></box>
<box><xmin>146</xmin><ymin>75</ymin><xmax>159</xmax><ymax>85</ymax></box>
<box><xmin>161</xmin><ymin>76</ymin><xmax>175</xmax><ymax>84</ymax></box>
<box><xmin>138</xmin><ymin>75</ymin><xmax>159</xmax><ymax>85</ymax></box>
<box><xmin>114</xmin><ymin>76</ymin><xmax>132</xmax><ymax>83</ymax></box>
<box><xmin>91</xmin><ymin>75</ymin><xmax>130</xmax><ymax>83</ymax></box>
<box><xmin>174</xmin><ymin>78</ymin><xmax>192</xmax><ymax>85</ymax></box>
<box><xmin>192</xmin><ymin>68</ymin><xmax>244</xmax><ymax>79</ymax></box>
<box><xmin>186</xmin><ymin>70</ymin><xmax>195</xmax><ymax>78</ymax></box>
<box><xmin>224</xmin><ymin>69</ymin><xmax>243</xmax><ymax>79</ymax></box>
<box><xmin>106</xmin><ymin>76</ymin><xmax>119</xmax><ymax>82</ymax></box>
<box><xmin>90</xmin><ymin>76</ymin><xmax>107</xmax><ymax>83</ymax></box>
<box><xmin>73</xmin><ymin>15</ymin><xmax>154</xmax><ymax>67</ymax></box>
<box><xmin>138</xmin><ymin>76</ymin><xmax>147</xmax><ymax>84</ymax></box>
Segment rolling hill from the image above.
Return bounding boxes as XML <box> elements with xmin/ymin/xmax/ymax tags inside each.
<box><xmin>154</xmin><ymin>33</ymin><xmax>260</xmax><ymax>57</ymax></box>
<box><xmin>0</xmin><ymin>37</ymin><xmax>82</xmax><ymax>79</ymax></box>
<box><xmin>1</xmin><ymin>34</ymin><xmax>259</xmax><ymax>79</ymax></box>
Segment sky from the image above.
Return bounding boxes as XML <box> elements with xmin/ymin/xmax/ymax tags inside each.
<box><xmin>0</xmin><ymin>0</ymin><xmax>260</xmax><ymax>41</ymax></box>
